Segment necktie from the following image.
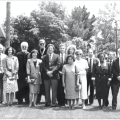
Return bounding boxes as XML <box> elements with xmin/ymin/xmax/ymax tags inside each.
<box><xmin>61</xmin><ymin>54</ymin><xmax>64</xmax><ymax>64</ymax></box>
<box><xmin>0</xmin><ymin>55</ymin><xmax>1</xmax><ymax>72</ymax></box>
<box><xmin>90</xmin><ymin>58</ymin><xmax>92</xmax><ymax>72</ymax></box>
<box><xmin>110</xmin><ymin>60</ymin><xmax>112</xmax><ymax>70</ymax></box>
<box><xmin>49</xmin><ymin>54</ymin><xmax>52</xmax><ymax>61</ymax></box>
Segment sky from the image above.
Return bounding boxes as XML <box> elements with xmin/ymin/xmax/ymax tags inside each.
<box><xmin>0</xmin><ymin>0</ymin><xmax>120</xmax><ymax>25</ymax></box>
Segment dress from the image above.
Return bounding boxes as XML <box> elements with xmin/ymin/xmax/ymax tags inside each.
<box><xmin>75</xmin><ymin>59</ymin><xmax>88</xmax><ymax>99</ymax></box>
<box><xmin>92</xmin><ymin>60</ymin><xmax>110</xmax><ymax>99</ymax></box>
<box><xmin>62</xmin><ymin>63</ymin><xmax>79</xmax><ymax>99</ymax></box>
<box><xmin>2</xmin><ymin>56</ymin><xmax>19</xmax><ymax>93</ymax></box>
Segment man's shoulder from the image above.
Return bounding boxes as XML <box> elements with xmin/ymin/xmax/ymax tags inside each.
<box><xmin>113</xmin><ymin>57</ymin><xmax>119</xmax><ymax>62</ymax></box>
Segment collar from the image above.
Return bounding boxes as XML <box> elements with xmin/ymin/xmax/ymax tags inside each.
<box><xmin>39</xmin><ymin>48</ymin><xmax>45</xmax><ymax>52</ymax></box>
<box><xmin>88</xmin><ymin>57</ymin><xmax>94</xmax><ymax>60</ymax></box>
<box><xmin>98</xmin><ymin>60</ymin><xmax>107</xmax><ymax>66</ymax></box>
<box><xmin>60</xmin><ymin>53</ymin><xmax>65</xmax><ymax>55</ymax></box>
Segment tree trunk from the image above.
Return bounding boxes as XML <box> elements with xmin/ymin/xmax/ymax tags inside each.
<box><xmin>5</xmin><ymin>2</ymin><xmax>11</xmax><ymax>48</ymax></box>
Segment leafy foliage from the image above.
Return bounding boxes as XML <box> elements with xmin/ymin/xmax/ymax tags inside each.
<box><xmin>66</xmin><ymin>5</ymin><xmax>96</xmax><ymax>41</ymax></box>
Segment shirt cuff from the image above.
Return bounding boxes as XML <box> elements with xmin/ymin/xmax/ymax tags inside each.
<box><xmin>91</xmin><ymin>77</ymin><xmax>95</xmax><ymax>80</ymax></box>
<box><xmin>108</xmin><ymin>78</ymin><xmax>111</xmax><ymax>81</ymax></box>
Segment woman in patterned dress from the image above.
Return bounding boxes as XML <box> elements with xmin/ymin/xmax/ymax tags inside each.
<box><xmin>62</xmin><ymin>55</ymin><xmax>79</xmax><ymax>110</ymax></box>
<box><xmin>2</xmin><ymin>47</ymin><xmax>19</xmax><ymax>106</ymax></box>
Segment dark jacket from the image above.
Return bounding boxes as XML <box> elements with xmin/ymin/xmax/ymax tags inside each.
<box><xmin>42</xmin><ymin>53</ymin><xmax>60</xmax><ymax>80</ymax></box>
<box><xmin>112</xmin><ymin>57</ymin><xmax>120</xmax><ymax>84</ymax></box>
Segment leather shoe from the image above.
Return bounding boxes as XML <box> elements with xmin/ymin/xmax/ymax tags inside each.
<box><xmin>51</xmin><ymin>104</ymin><xmax>58</xmax><ymax>107</ymax></box>
<box><xmin>45</xmin><ymin>103</ymin><xmax>51</xmax><ymax>107</ymax></box>
<box><xmin>105</xmin><ymin>99</ymin><xmax>109</xmax><ymax>107</ymax></box>
<box><xmin>110</xmin><ymin>107</ymin><xmax>116</xmax><ymax>110</ymax></box>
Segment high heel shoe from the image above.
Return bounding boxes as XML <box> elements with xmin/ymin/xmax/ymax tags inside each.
<box><xmin>33</xmin><ymin>103</ymin><xmax>37</xmax><ymax>107</ymax></box>
<box><xmin>29</xmin><ymin>103</ymin><xmax>32</xmax><ymax>108</ymax></box>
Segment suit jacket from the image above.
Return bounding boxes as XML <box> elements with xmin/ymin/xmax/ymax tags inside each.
<box><xmin>42</xmin><ymin>53</ymin><xmax>60</xmax><ymax>80</ymax></box>
<box><xmin>37</xmin><ymin>48</ymin><xmax>47</xmax><ymax>78</ymax></box>
<box><xmin>0</xmin><ymin>53</ymin><xmax>7</xmax><ymax>73</ymax></box>
<box><xmin>107</xmin><ymin>59</ymin><xmax>113</xmax><ymax>78</ymax></box>
<box><xmin>86</xmin><ymin>57</ymin><xmax>99</xmax><ymax>75</ymax></box>
<box><xmin>37</xmin><ymin>48</ymin><xmax>47</xmax><ymax>60</ymax></box>
<box><xmin>59</xmin><ymin>53</ymin><xmax>67</xmax><ymax>71</ymax></box>
<box><xmin>112</xmin><ymin>57</ymin><xmax>120</xmax><ymax>84</ymax></box>
<box><xmin>26</xmin><ymin>59</ymin><xmax>42</xmax><ymax>84</ymax></box>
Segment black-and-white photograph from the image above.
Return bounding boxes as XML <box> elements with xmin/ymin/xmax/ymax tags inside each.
<box><xmin>0</xmin><ymin>0</ymin><xmax>120</xmax><ymax>119</ymax></box>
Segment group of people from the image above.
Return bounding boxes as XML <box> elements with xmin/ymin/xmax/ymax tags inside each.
<box><xmin>0</xmin><ymin>39</ymin><xmax>120</xmax><ymax>111</ymax></box>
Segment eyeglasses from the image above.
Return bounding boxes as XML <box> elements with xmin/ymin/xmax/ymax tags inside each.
<box><xmin>39</xmin><ymin>43</ymin><xmax>45</xmax><ymax>46</ymax></box>
<box><xmin>77</xmin><ymin>54</ymin><xmax>82</xmax><ymax>55</ymax></box>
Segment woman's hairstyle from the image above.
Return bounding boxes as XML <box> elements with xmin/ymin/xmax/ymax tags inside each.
<box><xmin>47</xmin><ymin>44</ymin><xmax>55</xmax><ymax>51</ymax></box>
<box><xmin>75</xmin><ymin>49</ymin><xmax>83</xmax><ymax>55</ymax></box>
<box><xmin>5</xmin><ymin>46</ymin><xmax>16</xmax><ymax>55</ymax></box>
<box><xmin>66</xmin><ymin>54</ymin><xmax>75</xmax><ymax>63</ymax></box>
<box><xmin>0</xmin><ymin>44</ymin><xmax>4</xmax><ymax>51</ymax></box>
<box><xmin>30</xmin><ymin>49</ymin><xmax>38</xmax><ymax>58</ymax></box>
<box><xmin>97</xmin><ymin>52</ymin><xmax>105</xmax><ymax>58</ymax></box>
<box><xmin>67</xmin><ymin>45</ymin><xmax>76</xmax><ymax>55</ymax></box>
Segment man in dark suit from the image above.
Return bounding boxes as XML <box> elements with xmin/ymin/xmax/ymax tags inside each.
<box><xmin>57</xmin><ymin>43</ymin><xmax>67</xmax><ymax>106</ymax></box>
<box><xmin>105</xmin><ymin>51</ymin><xmax>114</xmax><ymax>107</ymax></box>
<box><xmin>16</xmin><ymin>42</ymin><xmax>30</xmax><ymax>104</ymax></box>
<box><xmin>85</xmin><ymin>49</ymin><xmax>99</xmax><ymax>105</ymax></box>
<box><xmin>37</xmin><ymin>39</ymin><xmax>47</xmax><ymax>104</ymax></box>
<box><xmin>42</xmin><ymin>44</ymin><xmax>60</xmax><ymax>107</ymax></box>
<box><xmin>111</xmin><ymin>48</ymin><xmax>120</xmax><ymax>110</ymax></box>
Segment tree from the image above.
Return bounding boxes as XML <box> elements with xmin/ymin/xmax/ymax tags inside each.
<box><xmin>66</xmin><ymin>5</ymin><xmax>96</xmax><ymax>41</ymax></box>
<box><xmin>30</xmin><ymin>10</ymin><xmax>67</xmax><ymax>45</ymax></box>
<box><xmin>3</xmin><ymin>15</ymin><xmax>38</xmax><ymax>52</ymax></box>
<box><xmin>38</xmin><ymin>1</ymin><xmax>66</xmax><ymax>20</ymax></box>
<box><xmin>95</xmin><ymin>2</ymin><xmax>120</xmax><ymax>52</ymax></box>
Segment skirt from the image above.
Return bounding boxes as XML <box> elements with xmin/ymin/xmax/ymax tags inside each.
<box><xmin>29</xmin><ymin>84</ymin><xmax>40</xmax><ymax>94</ymax></box>
<box><xmin>3</xmin><ymin>79</ymin><xmax>18</xmax><ymax>93</ymax></box>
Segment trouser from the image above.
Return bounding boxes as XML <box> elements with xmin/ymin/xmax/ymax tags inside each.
<box><xmin>85</xmin><ymin>73</ymin><xmax>94</xmax><ymax>104</ymax></box>
<box><xmin>105</xmin><ymin>83</ymin><xmax>111</xmax><ymax>106</ymax></box>
<box><xmin>16</xmin><ymin>85</ymin><xmax>29</xmax><ymax>103</ymax></box>
<box><xmin>111</xmin><ymin>81</ymin><xmax>120</xmax><ymax>108</ymax></box>
<box><xmin>0</xmin><ymin>73</ymin><xmax>3</xmax><ymax>103</ymax></box>
<box><xmin>37</xmin><ymin>79</ymin><xmax>45</xmax><ymax>103</ymax></box>
<box><xmin>57</xmin><ymin>76</ymin><xmax>65</xmax><ymax>105</ymax></box>
<box><xmin>44</xmin><ymin>79</ymin><xmax>58</xmax><ymax>105</ymax></box>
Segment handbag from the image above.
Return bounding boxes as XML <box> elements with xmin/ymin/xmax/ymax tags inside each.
<box><xmin>75</xmin><ymin>65</ymin><xmax>81</xmax><ymax>91</ymax></box>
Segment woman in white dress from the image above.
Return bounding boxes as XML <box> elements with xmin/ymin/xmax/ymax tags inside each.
<box><xmin>2</xmin><ymin>47</ymin><xmax>19</xmax><ymax>106</ymax></box>
<box><xmin>75</xmin><ymin>49</ymin><xmax>89</xmax><ymax>109</ymax></box>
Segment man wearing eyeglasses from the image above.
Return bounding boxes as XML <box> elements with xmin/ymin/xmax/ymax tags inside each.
<box><xmin>37</xmin><ymin>39</ymin><xmax>47</xmax><ymax>104</ymax></box>
<box><xmin>85</xmin><ymin>49</ymin><xmax>99</xmax><ymax>105</ymax></box>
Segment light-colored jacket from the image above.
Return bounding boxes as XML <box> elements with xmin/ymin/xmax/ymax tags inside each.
<box><xmin>0</xmin><ymin>53</ymin><xmax>7</xmax><ymax>73</ymax></box>
<box><xmin>2</xmin><ymin>56</ymin><xmax>19</xmax><ymax>81</ymax></box>
<box><xmin>26</xmin><ymin>59</ymin><xmax>42</xmax><ymax>84</ymax></box>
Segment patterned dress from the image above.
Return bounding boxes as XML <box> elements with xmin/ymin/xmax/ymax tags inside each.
<box><xmin>2</xmin><ymin>56</ymin><xmax>19</xmax><ymax>93</ymax></box>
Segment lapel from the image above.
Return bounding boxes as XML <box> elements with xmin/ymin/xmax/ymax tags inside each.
<box><xmin>116</xmin><ymin>58</ymin><xmax>119</xmax><ymax>72</ymax></box>
<box><xmin>51</xmin><ymin>53</ymin><xmax>55</xmax><ymax>62</ymax></box>
<box><xmin>31</xmin><ymin>59</ymin><xmax>39</xmax><ymax>72</ymax></box>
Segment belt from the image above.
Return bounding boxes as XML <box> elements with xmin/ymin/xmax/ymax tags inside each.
<box><xmin>97</xmin><ymin>75</ymin><xmax>108</xmax><ymax>76</ymax></box>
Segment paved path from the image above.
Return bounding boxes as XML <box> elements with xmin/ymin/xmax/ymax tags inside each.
<box><xmin>0</xmin><ymin>89</ymin><xmax>120</xmax><ymax>119</ymax></box>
